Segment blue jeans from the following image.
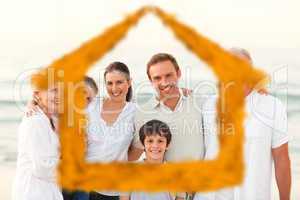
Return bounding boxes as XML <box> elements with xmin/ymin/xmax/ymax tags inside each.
<box><xmin>89</xmin><ymin>192</ymin><xmax>119</xmax><ymax>200</ymax></box>
<box><xmin>72</xmin><ymin>191</ymin><xmax>89</xmax><ymax>200</ymax></box>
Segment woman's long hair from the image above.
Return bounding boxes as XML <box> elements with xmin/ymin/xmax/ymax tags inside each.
<box><xmin>104</xmin><ymin>62</ymin><xmax>132</xmax><ymax>102</ymax></box>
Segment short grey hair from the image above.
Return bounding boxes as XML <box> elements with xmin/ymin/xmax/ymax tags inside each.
<box><xmin>230</xmin><ymin>47</ymin><xmax>252</xmax><ymax>63</ymax></box>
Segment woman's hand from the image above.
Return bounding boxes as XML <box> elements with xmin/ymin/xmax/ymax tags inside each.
<box><xmin>119</xmin><ymin>195</ymin><xmax>130</xmax><ymax>200</ymax></box>
<box><xmin>25</xmin><ymin>99</ymin><xmax>39</xmax><ymax>117</ymax></box>
<box><xmin>257</xmin><ymin>88</ymin><xmax>268</xmax><ymax>95</ymax></box>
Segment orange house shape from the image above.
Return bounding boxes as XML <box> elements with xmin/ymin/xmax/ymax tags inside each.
<box><xmin>31</xmin><ymin>6</ymin><xmax>266</xmax><ymax>193</ymax></box>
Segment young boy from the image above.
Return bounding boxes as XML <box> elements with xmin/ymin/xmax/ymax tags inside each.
<box><xmin>120</xmin><ymin>119</ymin><xmax>184</xmax><ymax>200</ymax></box>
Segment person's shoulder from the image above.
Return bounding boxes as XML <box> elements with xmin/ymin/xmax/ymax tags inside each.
<box><xmin>204</xmin><ymin>94</ymin><xmax>218</xmax><ymax>103</ymax></box>
<box><xmin>22</xmin><ymin>110</ymin><xmax>45</xmax><ymax>125</ymax></box>
<box><xmin>127</xmin><ymin>101</ymin><xmax>137</xmax><ymax>110</ymax></box>
<box><xmin>19</xmin><ymin>110</ymin><xmax>46</xmax><ymax>135</ymax></box>
<box><xmin>135</xmin><ymin>96</ymin><xmax>158</xmax><ymax>114</ymax></box>
<box><xmin>248</xmin><ymin>92</ymin><xmax>285</xmax><ymax>112</ymax></box>
<box><xmin>86</xmin><ymin>96</ymin><xmax>101</xmax><ymax>113</ymax></box>
<box><xmin>201</xmin><ymin>94</ymin><xmax>218</xmax><ymax>108</ymax></box>
<box><xmin>247</xmin><ymin>92</ymin><xmax>287</xmax><ymax>127</ymax></box>
<box><xmin>124</xmin><ymin>101</ymin><xmax>137</xmax><ymax>116</ymax></box>
<box><xmin>189</xmin><ymin>92</ymin><xmax>217</xmax><ymax>104</ymax></box>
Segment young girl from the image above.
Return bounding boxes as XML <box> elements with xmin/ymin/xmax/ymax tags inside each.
<box><xmin>12</xmin><ymin>72</ymin><xmax>63</xmax><ymax>200</ymax></box>
<box><xmin>120</xmin><ymin>119</ymin><xmax>184</xmax><ymax>200</ymax></box>
<box><xmin>86</xmin><ymin>62</ymin><xmax>136</xmax><ymax>200</ymax></box>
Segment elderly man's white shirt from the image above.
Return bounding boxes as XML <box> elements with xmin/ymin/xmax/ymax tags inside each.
<box><xmin>195</xmin><ymin>91</ymin><xmax>289</xmax><ymax>200</ymax></box>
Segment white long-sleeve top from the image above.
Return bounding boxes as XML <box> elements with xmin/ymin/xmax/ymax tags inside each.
<box><xmin>86</xmin><ymin>97</ymin><xmax>136</xmax><ymax>163</ymax></box>
<box><xmin>86</xmin><ymin>98</ymin><xmax>136</xmax><ymax>196</ymax></box>
<box><xmin>12</xmin><ymin>109</ymin><xmax>63</xmax><ymax>200</ymax></box>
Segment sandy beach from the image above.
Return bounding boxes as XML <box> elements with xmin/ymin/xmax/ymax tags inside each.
<box><xmin>0</xmin><ymin>163</ymin><xmax>15</xmax><ymax>200</ymax></box>
<box><xmin>0</xmin><ymin>108</ymin><xmax>299</xmax><ymax>200</ymax></box>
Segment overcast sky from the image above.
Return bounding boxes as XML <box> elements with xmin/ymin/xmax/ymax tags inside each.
<box><xmin>0</xmin><ymin>0</ymin><xmax>299</xmax><ymax>82</ymax></box>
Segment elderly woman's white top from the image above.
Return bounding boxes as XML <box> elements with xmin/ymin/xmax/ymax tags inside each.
<box><xmin>12</xmin><ymin>109</ymin><xmax>62</xmax><ymax>200</ymax></box>
<box><xmin>86</xmin><ymin>97</ymin><xmax>136</xmax><ymax>163</ymax></box>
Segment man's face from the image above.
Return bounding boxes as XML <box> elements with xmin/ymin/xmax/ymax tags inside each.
<box><xmin>148</xmin><ymin>60</ymin><xmax>181</xmax><ymax>99</ymax></box>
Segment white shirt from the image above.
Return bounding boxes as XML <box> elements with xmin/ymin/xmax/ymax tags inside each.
<box><xmin>12</xmin><ymin>109</ymin><xmax>62</xmax><ymax>200</ymax></box>
<box><xmin>133</xmin><ymin>89</ymin><xmax>206</xmax><ymax>162</ymax></box>
<box><xmin>86</xmin><ymin>98</ymin><xmax>136</xmax><ymax>163</ymax></box>
<box><xmin>86</xmin><ymin>98</ymin><xmax>136</xmax><ymax>196</ymax></box>
<box><xmin>127</xmin><ymin>160</ymin><xmax>177</xmax><ymax>200</ymax></box>
<box><xmin>195</xmin><ymin>91</ymin><xmax>289</xmax><ymax>200</ymax></box>
<box><xmin>130</xmin><ymin>191</ymin><xmax>174</xmax><ymax>200</ymax></box>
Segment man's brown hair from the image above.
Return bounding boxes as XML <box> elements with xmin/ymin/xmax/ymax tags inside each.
<box><xmin>146</xmin><ymin>53</ymin><xmax>180</xmax><ymax>80</ymax></box>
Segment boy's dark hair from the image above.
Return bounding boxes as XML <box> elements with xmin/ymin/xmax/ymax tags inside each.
<box><xmin>146</xmin><ymin>53</ymin><xmax>180</xmax><ymax>80</ymax></box>
<box><xmin>139</xmin><ymin>119</ymin><xmax>172</xmax><ymax>146</ymax></box>
<box><xmin>84</xmin><ymin>76</ymin><xmax>98</xmax><ymax>94</ymax></box>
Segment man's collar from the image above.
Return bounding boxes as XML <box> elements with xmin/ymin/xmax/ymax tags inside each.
<box><xmin>148</xmin><ymin>88</ymin><xmax>187</xmax><ymax>109</ymax></box>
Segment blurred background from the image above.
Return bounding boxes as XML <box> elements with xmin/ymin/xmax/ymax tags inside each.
<box><xmin>0</xmin><ymin>0</ymin><xmax>299</xmax><ymax>199</ymax></box>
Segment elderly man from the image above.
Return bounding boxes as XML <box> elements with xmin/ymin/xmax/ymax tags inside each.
<box><xmin>195</xmin><ymin>48</ymin><xmax>291</xmax><ymax>200</ymax></box>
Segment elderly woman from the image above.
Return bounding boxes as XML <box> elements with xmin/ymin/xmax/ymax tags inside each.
<box><xmin>12</xmin><ymin>71</ymin><xmax>63</xmax><ymax>200</ymax></box>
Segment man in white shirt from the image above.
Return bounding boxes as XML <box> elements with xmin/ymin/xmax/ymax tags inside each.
<box><xmin>128</xmin><ymin>53</ymin><xmax>206</xmax><ymax>162</ymax></box>
<box><xmin>195</xmin><ymin>48</ymin><xmax>291</xmax><ymax>200</ymax></box>
<box><xmin>128</xmin><ymin>53</ymin><xmax>206</xmax><ymax>199</ymax></box>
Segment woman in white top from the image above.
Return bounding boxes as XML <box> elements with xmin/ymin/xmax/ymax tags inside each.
<box><xmin>86</xmin><ymin>62</ymin><xmax>136</xmax><ymax>200</ymax></box>
<box><xmin>12</xmin><ymin>74</ymin><xmax>63</xmax><ymax>200</ymax></box>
